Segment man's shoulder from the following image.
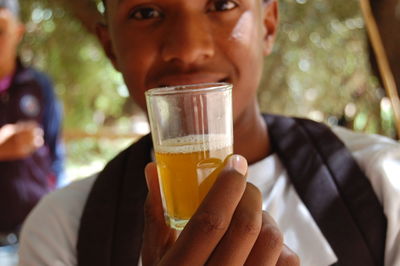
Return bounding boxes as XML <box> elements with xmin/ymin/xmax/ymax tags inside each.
<box><xmin>19</xmin><ymin>175</ymin><xmax>98</xmax><ymax>264</ymax></box>
<box><xmin>41</xmin><ymin>175</ymin><xmax>97</xmax><ymax>214</ymax></box>
<box><xmin>332</xmin><ymin>126</ymin><xmax>398</xmax><ymax>155</ymax></box>
<box><xmin>332</xmin><ymin>126</ymin><xmax>399</xmax><ymax>182</ymax></box>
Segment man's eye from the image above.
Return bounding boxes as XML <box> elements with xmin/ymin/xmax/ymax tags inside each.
<box><xmin>129</xmin><ymin>7</ymin><xmax>162</xmax><ymax>20</ymax></box>
<box><xmin>208</xmin><ymin>0</ymin><xmax>238</xmax><ymax>12</ymax></box>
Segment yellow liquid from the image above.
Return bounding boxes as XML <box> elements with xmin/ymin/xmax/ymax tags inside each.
<box><xmin>155</xmin><ymin>135</ymin><xmax>232</xmax><ymax>229</ymax></box>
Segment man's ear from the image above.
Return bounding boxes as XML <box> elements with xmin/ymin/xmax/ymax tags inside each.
<box><xmin>262</xmin><ymin>0</ymin><xmax>278</xmax><ymax>56</ymax></box>
<box><xmin>96</xmin><ymin>22</ymin><xmax>119</xmax><ymax>71</ymax></box>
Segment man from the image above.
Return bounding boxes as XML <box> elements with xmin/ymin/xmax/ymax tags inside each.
<box><xmin>19</xmin><ymin>0</ymin><xmax>400</xmax><ymax>265</ymax></box>
<box><xmin>0</xmin><ymin>0</ymin><xmax>65</xmax><ymax>246</ymax></box>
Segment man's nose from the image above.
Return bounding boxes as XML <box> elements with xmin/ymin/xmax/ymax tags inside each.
<box><xmin>161</xmin><ymin>14</ymin><xmax>215</xmax><ymax>65</ymax></box>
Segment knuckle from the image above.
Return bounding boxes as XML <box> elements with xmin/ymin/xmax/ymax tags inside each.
<box><xmin>232</xmin><ymin>211</ymin><xmax>261</xmax><ymax>237</ymax></box>
<box><xmin>246</xmin><ymin>182</ymin><xmax>261</xmax><ymax>193</ymax></box>
<box><xmin>192</xmin><ymin>210</ymin><xmax>228</xmax><ymax>233</ymax></box>
<box><xmin>246</xmin><ymin>183</ymin><xmax>262</xmax><ymax>200</ymax></box>
<box><xmin>286</xmin><ymin>253</ymin><xmax>301</xmax><ymax>266</ymax></box>
<box><xmin>232</xmin><ymin>213</ymin><xmax>261</xmax><ymax>236</ymax></box>
<box><xmin>260</xmin><ymin>223</ymin><xmax>284</xmax><ymax>249</ymax></box>
<box><xmin>278</xmin><ymin>251</ymin><xmax>301</xmax><ymax>266</ymax></box>
<box><xmin>229</xmin><ymin>183</ymin><xmax>262</xmax><ymax>236</ymax></box>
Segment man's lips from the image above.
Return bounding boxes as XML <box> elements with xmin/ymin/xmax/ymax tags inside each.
<box><xmin>151</xmin><ymin>73</ymin><xmax>229</xmax><ymax>87</ymax></box>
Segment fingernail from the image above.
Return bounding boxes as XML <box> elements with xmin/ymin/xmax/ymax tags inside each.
<box><xmin>228</xmin><ymin>155</ymin><xmax>248</xmax><ymax>176</ymax></box>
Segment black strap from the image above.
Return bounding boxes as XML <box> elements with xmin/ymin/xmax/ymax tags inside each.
<box><xmin>264</xmin><ymin>114</ymin><xmax>386</xmax><ymax>266</ymax></box>
<box><xmin>77</xmin><ymin>134</ymin><xmax>152</xmax><ymax>266</ymax></box>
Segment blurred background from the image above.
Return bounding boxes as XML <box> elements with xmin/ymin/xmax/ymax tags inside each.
<box><xmin>17</xmin><ymin>0</ymin><xmax>400</xmax><ymax>182</ymax></box>
<box><xmin>1</xmin><ymin>0</ymin><xmax>399</xmax><ymax>264</ymax></box>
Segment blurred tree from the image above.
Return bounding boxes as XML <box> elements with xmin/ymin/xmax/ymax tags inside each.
<box><xmin>259</xmin><ymin>0</ymin><xmax>389</xmax><ymax>136</ymax></box>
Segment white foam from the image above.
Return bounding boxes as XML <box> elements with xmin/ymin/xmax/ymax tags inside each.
<box><xmin>156</xmin><ymin>134</ymin><xmax>232</xmax><ymax>154</ymax></box>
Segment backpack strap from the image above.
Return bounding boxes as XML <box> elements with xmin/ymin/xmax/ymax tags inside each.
<box><xmin>77</xmin><ymin>134</ymin><xmax>152</xmax><ymax>266</ymax></box>
<box><xmin>264</xmin><ymin>114</ymin><xmax>387</xmax><ymax>266</ymax></box>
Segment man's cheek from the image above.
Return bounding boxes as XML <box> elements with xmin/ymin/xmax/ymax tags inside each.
<box><xmin>230</xmin><ymin>11</ymin><xmax>257</xmax><ymax>47</ymax></box>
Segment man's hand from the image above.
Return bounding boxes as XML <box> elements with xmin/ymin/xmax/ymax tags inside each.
<box><xmin>142</xmin><ymin>155</ymin><xmax>300</xmax><ymax>266</ymax></box>
<box><xmin>0</xmin><ymin>121</ymin><xmax>44</xmax><ymax>161</ymax></box>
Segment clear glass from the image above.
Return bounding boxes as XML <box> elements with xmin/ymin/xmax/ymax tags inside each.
<box><xmin>145</xmin><ymin>83</ymin><xmax>233</xmax><ymax>230</ymax></box>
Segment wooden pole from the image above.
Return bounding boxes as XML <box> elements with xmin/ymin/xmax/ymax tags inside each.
<box><xmin>360</xmin><ymin>0</ymin><xmax>400</xmax><ymax>138</ymax></box>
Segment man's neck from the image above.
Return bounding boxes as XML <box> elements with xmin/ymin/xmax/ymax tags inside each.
<box><xmin>233</xmin><ymin>101</ymin><xmax>271</xmax><ymax>164</ymax></box>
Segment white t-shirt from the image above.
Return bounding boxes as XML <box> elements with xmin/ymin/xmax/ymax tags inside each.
<box><xmin>18</xmin><ymin>127</ymin><xmax>400</xmax><ymax>266</ymax></box>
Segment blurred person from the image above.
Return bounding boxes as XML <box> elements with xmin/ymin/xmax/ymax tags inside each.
<box><xmin>19</xmin><ymin>0</ymin><xmax>400</xmax><ymax>265</ymax></box>
<box><xmin>0</xmin><ymin>0</ymin><xmax>65</xmax><ymax>248</ymax></box>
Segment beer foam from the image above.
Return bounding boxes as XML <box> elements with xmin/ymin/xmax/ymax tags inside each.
<box><xmin>156</xmin><ymin>134</ymin><xmax>232</xmax><ymax>154</ymax></box>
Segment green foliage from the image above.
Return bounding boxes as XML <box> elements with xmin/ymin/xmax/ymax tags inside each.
<box><xmin>259</xmin><ymin>0</ymin><xmax>394</xmax><ymax>137</ymax></box>
<box><xmin>20</xmin><ymin>0</ymin><xmax>130</xmax><ymax>132</ymax></box>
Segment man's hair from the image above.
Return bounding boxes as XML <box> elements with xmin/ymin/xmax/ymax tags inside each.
<box><xmin>0</xmin><ymin>0</ymin><xmax>20</xmax><ymax>18</ymax></box>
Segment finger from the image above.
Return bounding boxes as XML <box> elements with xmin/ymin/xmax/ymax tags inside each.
<box><xmin>32</xmin><ymin>127</ymin><xmax>44</xmax><ymax>148</ymax></box>
<box><xmin>244</xmin><ymin>211</ymin><xmax>284</xmax><ymax>266</ymax></box>
<box><xmin>161</xmin><ymin>155</ymin><xmax>248</xmax><ymax>265</ymax></box>
<box><xmin>144</xmin><ymin>162</ymin><xmax>168</xmax><ymax>227</ymax></box>
<box><xmin>15</xmin><ymin>128</ymin><xmax>42</xmax><ymax>153</ymax></box>
<box><xmin>0</xmin><ymin>124</ymin><xmax>17</xmax><ymax>144</ymax></box>
<box><xmin>142</xmin><ymin>163</ymin><xmax>176</xmax><ymax>266</ymax></box>
<box><xmin>14</xmin><ymin>122</ymin><xmax>42</xmax><ymax>145</ymax></box>
<box><xmin>276</xmin><ymin>245</ymin><xmax>300</xmax><ymax>266</ymax></box>
<box><xmin>33</xmin><ymin>134</ymin><xmax>44</xmax><ymax>148</ymax></box>
<box><xmin>33</xmin><ymin>126</ymin><xmax>44</xmax><ymax>137</ymax></box>
<box><xmin>207</xmin><ymin>183</ymin><xmax>262</xmax><ymax>266</ymax></box>
<box><xmin>12</xmin><ymin>131</ymin><xmax>34</xmax><ymax>156</ymax></box>
<box><xmin>15</xmin><ymin>121</ymin><xmax>38</xmax><ymax>132</ymax></box>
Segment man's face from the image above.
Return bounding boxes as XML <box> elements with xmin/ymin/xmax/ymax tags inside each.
<box><xmin>99</xmin><ymin>0</ymin><xmax>277</xmax><ymax>121</ymax></box>
<box><xmin>0</xmin><ymin>8</ymin><xmax>23</xmax><ymax>75</ymax></box>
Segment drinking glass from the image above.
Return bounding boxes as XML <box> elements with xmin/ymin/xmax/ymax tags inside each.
<box><xmin>145</xmin><ymin>83</ymin><xmax>233</xmax><ymax>230</ymax></box>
